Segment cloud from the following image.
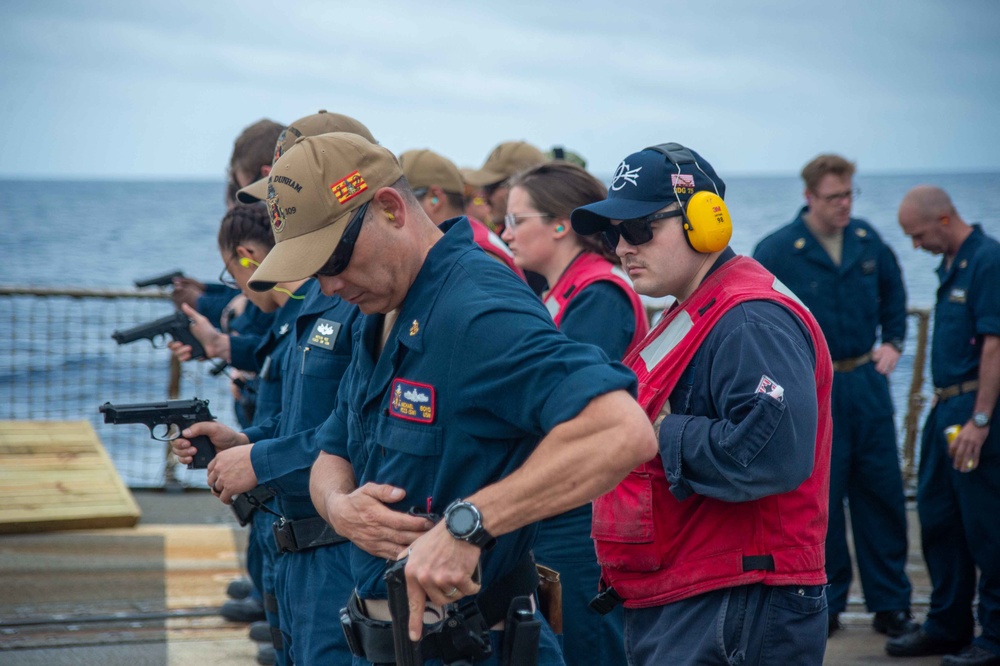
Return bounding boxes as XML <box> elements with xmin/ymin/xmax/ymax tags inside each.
<box><xmin>2</xmin><ymin>0</ymin><xmax>999</xmax><ymax>178</ymax></box>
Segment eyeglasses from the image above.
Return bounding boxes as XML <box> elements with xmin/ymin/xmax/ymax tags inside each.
<box><xmin>314</xmin><ymin>201</ymin><xmax>370</xmax><ymax>277</ymax></box>
<box><xmin>602</xmin><ymin>209</ymin><xmax>685</xmax><ymax>250</ymax></box>
<box><xmin>411</xmin><ymin>187</ymin><xmax>429</xmax><ymax>200</ymax></box>
<box><xmin>818</xmin><ymin>187</ymin><xmax>861</xmax><ymax>204</ymax></box>
<box><xmin>219</xmin><ymin>255</ymin><xmax>239</xmax><ymax>288</ymax></box>
<box><xmin>503</xmin><ymin>212</ymin><xmax>551</xmax><ymax>234</ymax></box>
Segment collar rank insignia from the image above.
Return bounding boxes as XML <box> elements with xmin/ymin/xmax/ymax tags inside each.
<box><xmin>331</xmin><ymin>170</ymin><xmax>368</xmax><ymax>204</ymax></box>
<box><xmin>959</xmin><ymin>259</ymin><xmax>967</xmax><ymax>269</ymax></box>
<box><xmin>278</xmin><ymin>323</ymin><xmax>290</xmax><ymax>336</ymax></box>
<box><xmin>389</xmin><ymin>379</ymin><xmax>435</xmax><ymax>423</ymax></box>
<box><xmin>856</xmin><ymin>228</ymin><xmax>867</xmax><ymax>237</ymax></box>
<box><xmin>410</xmin><ymin>320</ymin><xmax>419</xmax><ymax>336</ymax></box>
<box><xmin>309</xmin><ymin>318</ymin><xmax>342</xmax><ymax>350</ymax></box>
<box><xmin>794</xmin><ymin>238</ymin><xmax>806</xmax><ymax>249</ymax></box>
<box><xmin>949</xmin><ymin>289</ymin><xmax>967</xmax><ymax>304</ymax></box>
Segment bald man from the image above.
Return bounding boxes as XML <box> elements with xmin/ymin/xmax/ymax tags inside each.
<box><xmin>888</xmin><ymin>186</ymin><xmax>1000</xmax><ymax>666</ymax></box>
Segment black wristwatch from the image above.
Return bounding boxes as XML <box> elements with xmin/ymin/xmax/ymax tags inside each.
<box><xmin>444</xmin><ymin>499</ymin><xmax>496</xmax><ymax>550</ymax></box>
<box><xmin>972</xmin><ymin>412</ymin><xmax>991</xmax><ymax>428</ymax></box>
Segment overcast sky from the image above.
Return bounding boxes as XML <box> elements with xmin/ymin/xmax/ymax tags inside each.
<box><xmin>2</xmin><ymin>0</ymin><xmax>998</xmax><ymax>180</ymax></box>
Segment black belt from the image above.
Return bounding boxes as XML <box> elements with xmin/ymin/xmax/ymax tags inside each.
<box><xmin>272</xmin><ymin>516</ymin><xmax>347</xmax><ymax>554</ymax></box>
<box><xmin>342</xmin><ymin>552</ymin><xmax>539</xmax><ymax>663</ymax></box>
<box><xmin>934</xmin><ymin>380</ymin><xmax>979</xmax><ymax>401</ymax></box>
<box><xmin>230</xmin><ymin>486</ymin><xmax>277</xmax><ymax>526</ymax></box>
<box><xmin>590</xmin><ymin>554</ymin><xmax>776</xmax><ymax>616</ymax></box>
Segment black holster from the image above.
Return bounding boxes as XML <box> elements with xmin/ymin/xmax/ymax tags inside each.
<box><xmin>271</xmin><ymin>516</ymin><xmax>347</xmax><ymax>554</ymax></box>
<box><xmin>340</xmin><ymin>553</ymin><xmax>541</xmax><ymax>665</ymax></box>
<box><xmin>502</xmin><ymin>595</ymin><xmax>540</xmax><ymax>666</ymax></box>
<box><xmin>230</xmin><ymin>485</ymin><xmax>276</xmax><ymax>526</ymax></box>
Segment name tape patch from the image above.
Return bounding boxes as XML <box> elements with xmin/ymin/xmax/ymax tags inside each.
<box><xmin>390</xmin><ymin>379</ymin><xmax>436</xmax><ymax>423</ymax></box>
<box><xmin>308</xmin><ymin>318</ymin><xmax>342</xmax><ymax>350</ymax></box>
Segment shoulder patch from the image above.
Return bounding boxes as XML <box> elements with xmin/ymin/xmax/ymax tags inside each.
<box><xmin>390</xmin><ymin>379</ymin><xmax>436</xmax><ymax>423</ymax></box>
<box><xmin>308</xmin><ymin>318</ymin><xmax>342</xmax><ymax>350</ymax></box>
<box><xmin>756</xmin><ymin>375</ymin><xmax>784</xmax><ymax>402</ymax></box>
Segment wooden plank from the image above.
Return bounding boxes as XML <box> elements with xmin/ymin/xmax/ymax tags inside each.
<box><xmin>0</xmin><ymin>420</ymin><xmax>141</xmax><ymax>534</ymax></box>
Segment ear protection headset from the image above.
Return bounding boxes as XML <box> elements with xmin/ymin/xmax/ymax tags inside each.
<box><xmin>645</xmin><ymin>143</ymin><xmax>732</xmax><ymax>253</ymax></box>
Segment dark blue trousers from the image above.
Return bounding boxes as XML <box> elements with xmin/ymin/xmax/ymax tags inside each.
<box><xmin>623</xmin><ymin>583</ymin><xmax>827</xmax><ymax>665</ymax></box>
<box><xmin>918</xmin><ymin>395</ymin><xmax>1000</xmax><ymax>655</ymax></box>
<box><xmin>826</xmin><ymin>366</ymin><xmax>912</xmax><ymax>614</ymax></box>
<box><xmin>533</xmin><ymin>503</ymin><xmax>626</xmax><ymax>666</ymax></box>
<box><xmin>250</xmin><ymin>508</ymin><xmax>285</xmax><ymax>664</ymax></box>
<box><xmin>278</xmin><ymin>542</ymin><xmax>355</xmax><ymax>665</ymax></box>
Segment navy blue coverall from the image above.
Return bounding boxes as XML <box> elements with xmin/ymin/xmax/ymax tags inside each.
<box><xmin>318</xmin><ymin>218</ymin><xmax>638</xmax><ymax>666</ymax></box>
<box><xmin>535</xmin><ymin>279</ymin><xmax>634</xmax><ymax>666</ymax></box>
<box><xmin>240</xmin><ymin>281</ymin><xmax>360</xmax><ymax>665</ymax></box>
<box><xmin>917</xmin><ymin>224</ymin><xmax>1000</xmax><ymax>656</ymax></box>
<box><xmin>242</xmin><ymin>284</ymin><xmax>306</xmax><ymax>660</ymax></box>
<box><xmin>754</xmin><ymin>210</ymin><xmax>912</xmax><ymax>617</ymax></box>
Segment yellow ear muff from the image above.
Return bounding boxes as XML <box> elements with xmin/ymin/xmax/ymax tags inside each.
<box><xmin>683</xmin><ymin>191</ymin><xmax>732</xmax><ymax>253</ymax></box>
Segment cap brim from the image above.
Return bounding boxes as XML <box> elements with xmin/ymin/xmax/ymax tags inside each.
<box><xmin>236</xmin><ymin>177</ymin><xmax>268</xmax><ymax>204</ymax></box>
<box><xmin>462</xmin><ymin>167</ymin><xmax>508</xmax><ymax>188</ymax></box>
<box><xmin>247</xmin><ymin>215</ymin><xmax>349</xmax><ymax>291</ymax></box>
<box><xmin>570</xmin><ymin>198</ymin><xmax>671</xmax><ymax>234</ymax></box>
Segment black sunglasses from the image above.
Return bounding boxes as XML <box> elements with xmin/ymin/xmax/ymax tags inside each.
<box><xmin>314</xmin><ymin>201</ymin><xmax>370</xmax><ymax>277</ymax></box>
<box><xmin>602</xmin><ymin>209</ymin><xmax>685</xmax><ymax>250</ymax></box>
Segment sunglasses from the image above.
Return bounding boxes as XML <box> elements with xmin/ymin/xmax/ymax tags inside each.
<box><xmin>602</xmin><ymin>209</ymin><xmax>685</xmax><ymax>250</ymax></box>
<box><xmin>314</xmin><ymin>201</ymin><xmax>370</xmax><ymax>277</ymax></box>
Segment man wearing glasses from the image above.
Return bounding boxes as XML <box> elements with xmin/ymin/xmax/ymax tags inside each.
<box><xmin>754</xmin><ymin>154</ymin><xmax>916</xmax><ymax>640</ymax></box>
<box><xmin>244</xmin><ymin>132</ymin><xmax>654</xmax><ymax>665</ymax></box>
<box><xmin>571</xmin><ymin>142</ymin><xmax>834</xmax><ymax>664</ymax></box>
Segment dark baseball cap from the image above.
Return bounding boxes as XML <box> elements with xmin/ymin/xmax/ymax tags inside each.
<box><xmin>571</xmin><ymin>143</ymin><xmax>725</xmax><ymax>234</ymax></box>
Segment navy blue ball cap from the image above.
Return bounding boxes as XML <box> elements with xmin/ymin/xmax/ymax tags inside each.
<box><xmin>571</xmin><ymin>143</ymin><xmax>726</xmax><ymax>235</ymax></box>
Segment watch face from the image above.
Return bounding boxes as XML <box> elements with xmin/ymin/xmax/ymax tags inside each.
<box><xmin>973</xmin><ymin>413</ymin><xmax>990</xmax><ymax>427</ymax></box>
<box><xmin>447</xmin><ymin>505</ymin><xmax>477</xmax><ymax>536</ymax></box>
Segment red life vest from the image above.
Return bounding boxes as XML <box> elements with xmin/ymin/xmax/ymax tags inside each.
<box><xmin>543</xmin><ymin>252</ymin><xmax>649</xmax><ymax>354</ymax></box>
<box><xmin>469</xmin><ymin>218</ymin><xmax>525</xmax><ymax>281</ymax></box>
<box><xmin>592</xmin><ymin>256</ymin><xmax>833</xmax><ymax>608</ymax></box>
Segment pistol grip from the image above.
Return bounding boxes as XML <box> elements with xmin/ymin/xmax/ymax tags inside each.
<box><xmin>188</xmin><ymin>435</ymin><xmax>216</xmax><ymax>469</ymax></box>
<box><xmin>182</xmin><ymin>331</ymin><xmax>207</xmax><ymax>361</ymax></box>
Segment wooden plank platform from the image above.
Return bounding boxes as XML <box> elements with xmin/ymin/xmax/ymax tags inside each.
<box><xmin>0</xmin><ymin>420</ymin><xmax>141</xmax><ymax>534</ymax></box>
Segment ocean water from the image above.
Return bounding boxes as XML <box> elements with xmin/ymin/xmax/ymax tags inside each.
<box><xmin>1</xmin><ymin>174</ymin><xmax>998</xmax><ymax>486</ymax></box>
